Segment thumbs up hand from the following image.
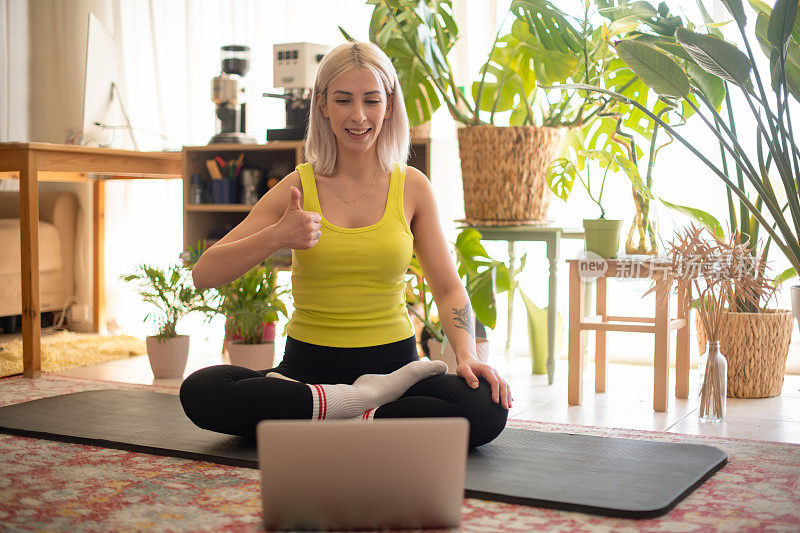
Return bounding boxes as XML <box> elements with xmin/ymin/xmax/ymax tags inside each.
<box><xmin>276</xmin><ymin>186</ymin><xmax>322</xmax><ymax>250</ymax></box>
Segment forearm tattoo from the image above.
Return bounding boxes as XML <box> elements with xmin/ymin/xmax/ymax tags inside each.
<box><xmin>451</xmin><ymin>303</ymin><xmax>475</xmax><ymax>338</ymax></box>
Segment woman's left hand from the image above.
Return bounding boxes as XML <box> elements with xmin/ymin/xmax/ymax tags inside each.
<box><xmin>456</xmin><ymin>357</ymin><xmax>513</xmax><ymax>409</ymax></box>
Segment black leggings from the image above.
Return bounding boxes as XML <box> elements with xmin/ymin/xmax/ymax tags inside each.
<box><xmin>180</xmin><ymin>336</ymin><xmax>507</xmax><ymax>448</ymax></box>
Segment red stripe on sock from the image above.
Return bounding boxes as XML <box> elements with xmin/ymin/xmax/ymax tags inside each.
<box><xmin>320</xmin><ymin>385</ymin><xmax>327</xmax><ymax>419</ymax></box>
<box><xmin>313</xmin><ymin>385</ymin><xmax>324</xmax><ymax>420</ymax></box>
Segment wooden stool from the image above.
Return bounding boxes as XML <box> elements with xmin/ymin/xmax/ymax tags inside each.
<box><xmin>567</xmin><ymin>258</ymin><xmax>691</xmax><ymax>412</ymax></box>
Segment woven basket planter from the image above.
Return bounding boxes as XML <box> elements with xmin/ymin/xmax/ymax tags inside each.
<box><xmin>457</xmin><ymin>125</ymin><xmax>562</xmax><ymax>223</ymax></box>
<box><xmin>696</xmin><ymin>309</ymin><xmax>793</xmax><ymax>398</ymax></box>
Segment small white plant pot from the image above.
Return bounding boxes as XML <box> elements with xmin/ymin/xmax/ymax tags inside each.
<box><xmin>228</xmin><ymin>341</ymin><xmax>275</xmax><ymax>371</ymax></box>
<box><xmin>145</xmin><ymin>335</ymin><xmax>190</xmax><ymax>379</ymax></box>
<box><xmin>426</xmin><ymin>338</ymin><xmax>489</xmax><ymax>374</ymax></box>
<box><xmin>791</xmin><ymin>286</ymin><xmax>800</xmax><ymax>332</ymax></box>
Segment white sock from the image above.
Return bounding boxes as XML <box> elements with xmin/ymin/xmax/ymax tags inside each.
<box><xmin>308</xmin><ymin>360</ymin><xmax>447</xmax><ymax>420</ymax></box>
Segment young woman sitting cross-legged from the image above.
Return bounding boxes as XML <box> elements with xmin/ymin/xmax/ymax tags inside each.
<box><xmin>181</xmin><ymin>41</ymin><xmax>512</xmax><ymax>449</ymax></box>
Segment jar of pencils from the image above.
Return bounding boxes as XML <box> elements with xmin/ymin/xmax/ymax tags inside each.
<box><xmin>211</xmin><ymin>177</ymin><xmax>237</xmax><ymax>203</ymax></box>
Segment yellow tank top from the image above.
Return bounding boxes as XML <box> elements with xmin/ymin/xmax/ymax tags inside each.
<box><xmin>286</xmin><ymin>162</ymin><xmax>415</xmax><ymax>347</ymax></box>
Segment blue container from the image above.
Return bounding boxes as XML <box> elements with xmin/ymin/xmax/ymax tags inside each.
<box><xmin>211</xmin><ymin>177</ymin><xmax>237</xmax><ymax>204</ymax></box>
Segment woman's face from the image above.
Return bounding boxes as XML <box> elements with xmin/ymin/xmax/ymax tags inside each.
<box><xmin>321</xmin><ymin>68</ymin><xmax>392</xmax><ymax>156</ymax></box>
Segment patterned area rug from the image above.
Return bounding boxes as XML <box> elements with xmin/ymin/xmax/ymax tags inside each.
<box><xmin>1</xmin><ymin>375</ymin><xmax>799</xmax><ymax>532</ymax></box>
<box><xmin>0</xmin><ymin>331</ymin><xmax>146</xmax><ymax>377</ymax></box>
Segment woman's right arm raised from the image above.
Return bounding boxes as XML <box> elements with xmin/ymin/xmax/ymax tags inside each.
<box><xmin>191</xmin><ymin>171</ymin><xmax>322</xmax><ymax>289</ymax></box>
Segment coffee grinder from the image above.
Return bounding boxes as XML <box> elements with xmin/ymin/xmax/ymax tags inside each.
<box><xmin>264</xmin><ymin>42</ymin><xmax>330</xmax><ymax>141</ymax></box>
<box><xmin>210</xmin><ymin>44</ymin><xmax>255</xmax><ymax>144</ymax></box>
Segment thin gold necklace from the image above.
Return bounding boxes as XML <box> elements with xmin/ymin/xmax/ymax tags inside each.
<box><xmin>330</xmin><ymin>168</ymin><xmax>384</xmax><ymax>205</ymax></box>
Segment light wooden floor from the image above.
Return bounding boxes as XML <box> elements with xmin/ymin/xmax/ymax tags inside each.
<box><xmin>52</xmin><ymin>336</ymin><xmax>800</xmax><ymax>445</ymax></box>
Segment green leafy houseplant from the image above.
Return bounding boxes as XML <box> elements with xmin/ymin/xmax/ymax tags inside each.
<box><xmin>559</xmin><ymin>0</ymin><xmax>800</xmax><ymax>282</ymax></box>
<box><xmin>181</xmin><ymin>241</ymin><xmax>290</xmax><ymax>345</ymax></box>
<box><xmin>121</xmin><ymin>263</ymin><xmax>214</xmax><ymax>340</ymax></box>
<box><xmin>357</xmin><ymin>0</ymin><xmax>616</xmax><ymax>128</ymax></box>
<box><xmin>215</xmin><ymin>262</ymin><xmax>290</xmax><ymax>345</ymax></box>
<box><xmin>345</xmin><ymin>0</ymin><xmax>462</xmax><ymax>127</ymax></box>
<box><xmin>545</xmin><ymin>0</ymin><xmax>714</xmax><ymax>255</ymax></box>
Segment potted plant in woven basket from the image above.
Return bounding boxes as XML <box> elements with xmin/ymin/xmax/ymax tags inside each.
<box><xmin>357</xmin><ymin>0</ymin><xmax>636</xmax><ymax>223</ymax></box>
<box><xmin>121</xmin><ymin>263</ymin><xmax>215</xmax><ymax>379</ymax></box>
<box><xmin>660</xmin><ymin>226</ymin><xmax>790</xmax><ymax>415</ymax></box>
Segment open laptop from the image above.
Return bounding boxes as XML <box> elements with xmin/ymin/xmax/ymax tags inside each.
<box><xmin>256</xmin><ymin>417</ymin><xmax>469</xmax><ymax>530</ymax></box>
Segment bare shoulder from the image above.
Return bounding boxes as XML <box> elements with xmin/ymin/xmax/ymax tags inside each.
<box><xmin>404</xmin><ymin>165</ymin><xmax>441</xmax><ymax>233</ymax></box>
<box><xmin>404</xmin><ymin>165</ymin><xmax>435</xmax><ymax>207</ymax></box>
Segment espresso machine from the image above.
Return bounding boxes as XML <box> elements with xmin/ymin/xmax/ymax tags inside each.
<box><xmin>264</xmin><ymin>42</ymin><xmax>330</xmax><ymax>141</ymax></box>
<box><xmin>210</xmin><ymin>44</ymin><xmax>255</xmax><ymax>144</ymax></box>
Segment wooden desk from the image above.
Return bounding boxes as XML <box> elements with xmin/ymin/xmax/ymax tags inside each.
<box><xmin>0</xmin><ymin>143</ymin><xmax>181</xmax><ymax>378</ymax></box>
<box><xmin>460</xmin><ymin>224</ymin><xmax>584</xmax><ymax>385</ymax></box>
<box><xmin>566</xmin><ymin>258</ymin><xmax>691</xmax><ymax>412</ymax></box>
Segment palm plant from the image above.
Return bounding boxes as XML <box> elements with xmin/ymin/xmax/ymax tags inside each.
<box><xmin>121</xmin><ymin>263</ymin><xmax>214</xmax><ymax>340</ymax></box>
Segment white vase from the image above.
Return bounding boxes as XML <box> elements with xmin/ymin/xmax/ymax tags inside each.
<box><xmin>228</xmin><ymin>341</ymin><xmax>275</xmax><ymax>370</ymax></box>
<box><xmin>426</xmin><ymin>338</ymin><xmax>489</xmax><ymax>374</ymax></box>
<box><xmin>145</xmin><ymin>335</ymin><xmax>190</xmax><ymax>379</ymax></box>
<box><xmin>791</xmin><ymin>286</ymin><xmax>800</xmax><ymax>332</ymax></box>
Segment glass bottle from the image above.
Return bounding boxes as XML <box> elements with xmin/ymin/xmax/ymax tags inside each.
<box><xmin>697</xmin><ymin>340</ymin><xmax>727</xmax><ymax>422</ymax></box>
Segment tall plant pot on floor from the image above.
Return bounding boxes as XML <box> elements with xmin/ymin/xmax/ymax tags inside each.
<box><xmin>458</xmin><ymin>125</ymin><xmax>562</xmax><ymax>223</ymax></box>
<box><xmin>228</xmin><ymin>341</ymin><xmax>275</xmax><ymax>371</ymax></box>
<box><xmin>583</xmin><ymin>218</ymin><xmax>623</xmax><ymax>259</ymax></box>
<box><xmin>145</xmin><ymin>335</ymin><xmax>190</xmax><ymax>379</ymax></box>
<box><xmin>696</xmin><ymin>310</ymin><xmax>794</xmax><ymax>398</ymax></box>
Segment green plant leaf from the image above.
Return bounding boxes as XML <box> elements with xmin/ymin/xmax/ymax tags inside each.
<box><xmin>608</xmin><ymin>14</ymin><xmax>643</xmax><ymax>37</ymax></box>
<box><xmin>675</xmin><ymin>27</ymin><xmax>752</xmax><ymax>85</ymax></box>
<box><xmin>614</xmin><ymin>153</ymin><xmax>653</xmax><ymax>199</ymax></box>
<box><xmin>756</xmin><ymin>12</ymin><xmax>773</xmax><ymax>56</ymax></box>
<box><xmin>686</xmin><ymin>61</ymin><xmax>727</xmax><ymax>109</ymax></box>
<box><xmin>653</xmin><ymin>39</ymin><xmax>697</xmax><ymax>63</ymax></box>
<box><xmin>775</xmin><ymin>266</ymin><xmax>797</xmax><ymax>283</ymax></box>
<box><xmin>785</xmin><ymin>43</ymin><xmax>800</xmax><ymax>100</ymax></box>
<box><xmin>616</xmin><ymin>39</ymin><xmax>691</xmax><ymax>98</ymax></box>
<box><xmin>660</xmin><ymin>198</ymin><xmax>725</xmax><ymax>238</ymax></box>
<box><xmin>546</xmin><ymin>157</ymin><xmax>577</xmax><ymax>200</ymax></box>
<box><xmin>468</xmin><ymin>272</ymin><xmax>497</xmax><ymax>329</ymax></box>
<box><xmin>722</xmin><ymin>0</ymin><xmax>748</xmax><ymax>27</ymax></box>
<box><xmin>770</xmin><ymin>45</ymin><xmax>783</xmax><ymax>91</ymax></box>
<box><xmin>338</xmin><ymin>26</ymin><xmax>356</xmax><ymax>42</ymax></box>
<box><xmin>695</xmin><ymin>0</ymin><xmax>726</xmax><ymax>38</ymax></box>
<box><xmin>748</xmin><ymin>0</ymin><xmax>772</xmax><ymax>16</ymax></box>
<box><xmin>768</xmin><ymin>0</ymin><xmax>798</xmax><ymax>50</ymax></box>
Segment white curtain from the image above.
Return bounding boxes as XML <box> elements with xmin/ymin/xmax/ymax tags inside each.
<box><xmin>102</xmin><ymin>0</ymin><xmax>377</xmax><ymax>338</ymax></box>
<box><xmin>0</xmin><ymin>0</ymin><xmax>29</xmax><ymax>143</ymax></box>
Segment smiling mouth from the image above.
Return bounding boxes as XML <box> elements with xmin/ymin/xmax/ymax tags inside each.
<box><xmin>345</xmin><ymin>128</ymin><xmax>371</xmax><ymax>136</ymax></box>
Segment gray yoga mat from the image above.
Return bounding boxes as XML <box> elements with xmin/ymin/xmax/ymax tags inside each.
<box><xmin>0</xmin><ymin>389</ymin><xmax>727</xmax><ymax>518</ymax></box>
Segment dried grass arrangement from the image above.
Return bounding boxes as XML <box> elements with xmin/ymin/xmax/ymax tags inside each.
<box><xmin>655</xmin><ymin>225</ymin><xmax>776</xmax><ymax>420</ymax></box>
<box><xmin>658</xmin><ymin>225</ymin><xmax>775</xmax><ymax>340</ymax></box>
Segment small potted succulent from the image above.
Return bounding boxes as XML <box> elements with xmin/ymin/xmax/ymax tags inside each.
<box><xmin>121</xmin><ymin>263</ymin><xmax>215</xmax><ymax>378</ymax></box>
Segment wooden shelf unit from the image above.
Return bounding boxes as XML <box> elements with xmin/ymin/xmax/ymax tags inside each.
<box><xmin>181</xmin><ymin>139</ymin><xmax>432</xmax><ymax>251</ymax></box>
